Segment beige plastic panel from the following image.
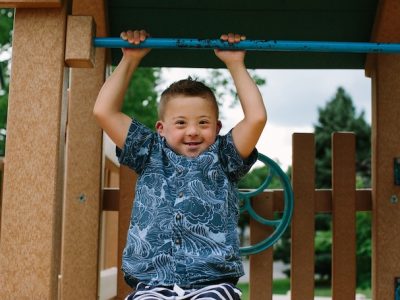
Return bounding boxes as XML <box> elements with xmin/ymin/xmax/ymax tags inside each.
<box><xmin>65</xmin><ymin>15</ymin><xmax>96</xmax><ymax>68</ymax></box>
<box><xmin>0</xmin><ymin>4</ymin><xmax>68</xmax><ymax>299</ymax></box>
<box><xmin>60</xmin><ymin>0</ymin><xmax>108</xmax><ymax>299</ymax></box>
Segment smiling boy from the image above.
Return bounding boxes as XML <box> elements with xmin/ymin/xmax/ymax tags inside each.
<box><xmin>94</xmin><ymin>30</ymin><xmax>267</xmax><ymax>300</ymax></box>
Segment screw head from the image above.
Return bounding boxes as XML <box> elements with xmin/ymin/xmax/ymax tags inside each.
<box><xmin>390</xmin><ymin>195</ymin><xmax>398</xmax><ymax>204</ymax></box>
<box><xmin>78</xmin><ymin>193</ymin><xmax>87</xmax><ymax>203</ymax></box>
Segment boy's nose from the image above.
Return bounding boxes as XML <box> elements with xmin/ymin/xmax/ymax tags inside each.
<box><xmin>187</xmin><ymin>125</ymin><xmax>199</xmax><ymax>136</ymax></box>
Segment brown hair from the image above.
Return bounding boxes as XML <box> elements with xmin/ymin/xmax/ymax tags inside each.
<box><xmin>158</xmin><ymin>77</ymin><xmax>219</xmax><ymax>119</ymax></box>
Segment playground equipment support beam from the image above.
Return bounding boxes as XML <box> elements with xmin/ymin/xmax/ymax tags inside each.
<box><xmin>93</xmin><ymin>37</ymin><xmax>400</xmax><ymax>53</ymax></box>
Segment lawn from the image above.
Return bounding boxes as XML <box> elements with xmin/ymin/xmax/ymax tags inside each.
<box><xmin>237</xmin><ymin>279</ymin><xmax>371</xmax><ymax>299</ymax></box>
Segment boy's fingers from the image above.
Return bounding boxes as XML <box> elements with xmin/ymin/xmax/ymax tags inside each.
<box><xmin>133</xmin><ymin>30</ymin><xmax>141</xmax><ymax>44</ymax></box>
<box><xmin>126</xmin><ymin>30</ymin><xmax>134</xmax><ymax>43</ymax></box>
<box><xmin>221</xmin><ymin>33</ymin><xmax>245</xmax><ymax>43</ymax></box>
<box><xmin>122</xmin><ymin>29</ymin><xmax>149</xmax><ymax>44</ymax></box>
<box><xmin>140</xmin><ymin>29</ymin><xmax>149</xmax><ymax>41</ymax></box>
<box><xmin>220</xmin><ymin>34</ymin><xmax>228</xmax><ymax>41</ymax></box>
<box><xmin>227</xmin><ymin>33</ymin><xmax>235</xmax><ymax>43</ymax></box>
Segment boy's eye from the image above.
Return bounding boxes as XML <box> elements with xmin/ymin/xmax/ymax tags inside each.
<box><xmin>199</xmin><ymin>120</ymin><xmax>209</xmax><ymax>125</ymax></box>
<box><xmin>175</xmin><ymin>120</ymin><xmax>185</xmax><ymax>125</ymax></box>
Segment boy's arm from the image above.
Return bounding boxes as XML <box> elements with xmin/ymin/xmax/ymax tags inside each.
<box><xmin>93</xmin><ymin>30</ymin><xmax>150</xmax><ymax>149</ymax></box>
<box><xmin>215</xmin><ymin>33</ymin><xmax>267</xmax><ymax>159</ymax></box>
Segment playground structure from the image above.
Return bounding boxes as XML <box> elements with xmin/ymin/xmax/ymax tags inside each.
<box><xmin>0</xmin><ymin>0</ymin><xmax>399</xmax><ymax>299</ymax></box>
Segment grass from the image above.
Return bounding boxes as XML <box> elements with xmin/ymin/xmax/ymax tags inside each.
<box><xmin>237</xmin><ymin>279</ymin><xmax>371</xmax><ymax>299</ymax></box>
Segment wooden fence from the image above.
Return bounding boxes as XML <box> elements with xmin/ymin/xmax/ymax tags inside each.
<box><xmin>0</xmin><ymin>132</ymin><xmax>371</xmax><ymax>299</ymax></box>
<box><xmin>101</xmin><ymin>131</ymin><xmax>372</xmax><ymax>299</ymax></box>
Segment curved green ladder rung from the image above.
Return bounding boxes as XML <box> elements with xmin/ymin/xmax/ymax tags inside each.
<box><xmin>239</xmin><ymin>153</ymin><xmax>294</xmax><ymax>256</ymax></box>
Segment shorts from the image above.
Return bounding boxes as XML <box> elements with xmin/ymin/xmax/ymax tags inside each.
<box><xmin>125</xmin><ymin>282</ymin><xmax>242</xmax><ymax>300</ymax></box>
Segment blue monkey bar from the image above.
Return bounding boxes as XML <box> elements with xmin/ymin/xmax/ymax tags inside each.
<box><xmin>94</xmin><ymin>37</ymin><xmax>400</xmax><ymax>53</ymax></box>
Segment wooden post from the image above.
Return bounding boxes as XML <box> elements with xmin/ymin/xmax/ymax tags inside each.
<box><xmin>117</xmin><ymin>165</ymin><xmax>137</xmax><ymax>299</ymax></box>
<box><xmin>60</xmin><ymin>0</ymin><xmax>108</xmax><ymax>299</ymax></box>
<box><xmin>366</xmin><ymin>1</ymin><xmax>400</xmax><ymax>299</ymax></box>
<box><xmin>291</xmin><ymin>133</ymin><xmax>315</xmax><ymax>300</ymax></box>
<box><xmin>369</xmin><ymin>55</ymin><xmax>400</xmax><ymax>300</ymax></box>
<box><xmin>249</xmin><ymin>193</ymin><xmax>273</xmax><ymax>300</ymax></box>
<box><xmin>0</xmin><ymin>4</ymin><xmax>69</xmax><ymax>299</ymax></box>
<box><xmin>331</xmin><ymin>133</ymin><xmax>356</xmax><ymax>300</ymax></box>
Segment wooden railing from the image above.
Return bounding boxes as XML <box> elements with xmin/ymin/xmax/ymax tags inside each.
<box><xmin>101</xmin><ymin>132</ymin><xmax>372</xmax><ymax>299</ymax></box>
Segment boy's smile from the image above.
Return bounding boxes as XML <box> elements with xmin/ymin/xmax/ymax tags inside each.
<box><xmin>156</xmin><ymin>96</ymin><xmax>222</xmax><ymax>157</ymax></box>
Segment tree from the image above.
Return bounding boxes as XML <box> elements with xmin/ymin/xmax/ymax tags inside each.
<box><xmin>314</xmin><ymin>86</ymin><xmax>371</xmax><ymax>188</ymax></box>
<box><xmin>274</xmin><ymin>87</ymin><xmax>372</xmax><ymax>289</ymax></box>
<box><xmin>122</xmin><ymin>67</ymin><xmax>160</xmax><ymax>129</ymax></box>
<box><xmin>313</xmin><ymin>87</ymin><xmax>371</xmax><ymax>287</ymax></box>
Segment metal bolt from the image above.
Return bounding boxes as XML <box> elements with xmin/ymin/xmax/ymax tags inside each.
<box><xmin>78</xmin><ymin>193</ymin><xmax>87</xmax><ymax>203</ymax></box>
<box><xmin>390</xmin><ymin>195</ymin><xmax>398</xmax><ymax>204</ymax></box>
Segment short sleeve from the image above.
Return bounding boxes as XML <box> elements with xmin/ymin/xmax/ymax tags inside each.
<box><xmin>116</xmin><ymin>119</ymin><xmax>156</xmax><ymax>173</ymax></box>
<box><xmin>218</xmin><ymin>130</ymin><xmax>258</xmax><ymax>182</ymax></box>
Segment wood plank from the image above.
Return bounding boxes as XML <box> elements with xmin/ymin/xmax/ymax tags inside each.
<box><xmin>103</xmin><ymin>188</ymin><xmax>120</xmax><ymax>211</ymax></box>
<box><xmin>65</xmin><ymin>15</ymin><xmax>96</xmax><ymax>68</ymax></box>
<box><xmin>102</xmin><ymin>188</ymin><xmax>372</xmax><ymax>212</ymax></box>
<box><xmin>101</xmin><ymin>157</ymin><xmax>120</xmax><ymax>269</ymax></box>
<box><xmin>116</xmin><ymin>165</ymin><xmax>137</xmax><ymax>299</ymax></box>
<box><xmin>331</xmin><ymin>133</ymin><xmax>356</xmax><ymax>300</ymax></box>
<box><xmin>60</xmin><ymin>50</ymin><xmax>106</xmax><ymax>300</ymax></box>
<box><xmin>60</xmin><ymin>1</ymin><xmax>107</xmax><ymax>299</ymax></box>
<box><xmin>370</xmin><ymin>53</ymin><xmax>400</xmax><ymax>300</ymax></box>
<box><xmin>0</xmin><ymin>0</ymin><xmax>61</xmax><ymax>8</ymax></box>
<box><xmin>291</xmin><ymin>133</ymin><xmax>315</xmax><ymax>300</ymax></box>
<box><xmin>0</xmin><ymin>4</ymin><xmax>68</xmax><ymax>298</ymax></box>
<box><xmin>315</xmin><ymin>189</ymin><xmax>372</xmax><ymax>212</ymax></box>
<box><xmin>249</xmin><ymin>193</ymin><xmax>273</xmax><ymax>300</ymax></box>
<box><xmin>365</xmin><ymin>0</ymin><xmax>400</xmax><ymax>76</ymax></box>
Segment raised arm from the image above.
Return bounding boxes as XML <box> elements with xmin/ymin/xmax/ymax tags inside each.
<box><xmin>93</xmin><ymin>30</ymin><xmax>151</xmax><ymax>149</ymax></box>
<box><xmin>214</xmin><ymin>33</ymin><xmax>267</xmax><ymax>158</ymax></box>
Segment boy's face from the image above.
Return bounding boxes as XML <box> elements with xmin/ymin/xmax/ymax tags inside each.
<box><xmin>156</xmin><ymin>96</ymin><xmax>222</xmax><ymax>158</ymax></box>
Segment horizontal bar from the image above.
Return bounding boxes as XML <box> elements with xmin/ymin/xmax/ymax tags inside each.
<box><xmin>102</xmin><ymin>188</ymin><xmax>372</xmax><ymax>212</ymax></box>
<box><xmin>94</xmin><ymin>37</ymin><xmax>400</xmax><ymax>53</ymax></box>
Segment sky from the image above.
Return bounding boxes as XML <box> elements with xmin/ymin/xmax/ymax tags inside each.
<box><xmin>159</xmin><ymin>68</ymin><xmax>372</xmax><ymax>171</ymax></box>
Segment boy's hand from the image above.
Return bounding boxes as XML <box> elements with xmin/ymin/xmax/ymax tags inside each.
<box><xmin>214</xmin><ymin>33</ymin><xmax>246</xmax><ymax>65</ymax></box>
<box><xmin>120</xmin><ymin>29</ymin><xmax>151</xmax><ymax>60</ymax></box>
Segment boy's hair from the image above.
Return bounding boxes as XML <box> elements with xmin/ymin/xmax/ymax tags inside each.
<box><xmin>158</xmin><ymin>77</ymin><xmax>219</xmax><ymax>119</ymax></box>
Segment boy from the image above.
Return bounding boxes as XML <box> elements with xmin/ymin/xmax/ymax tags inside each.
<box><xmin>94</xmin><ymin>30</ymin><xmax>267</xmax><ymax>299</ymax></box>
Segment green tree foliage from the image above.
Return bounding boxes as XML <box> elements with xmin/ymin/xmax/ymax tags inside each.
<box><xmin>122</xmin><ymin>67</ymin><xmax>160</xmax><ymax>129</ymax></box>
<box><xmin>204</xmin><ymin>69</ymin><xmax>266</xmax><ymax>109</ymax></box>
<box><xmin>314</xmin><ymin>87</ymin><xmax>371</xmax><ymax>188</ymax></box>
<box><xmin>274</xmin><ymin>87</ymin><xmax>372</xmax><ymax>289</ymax></box>
<box><xmin>0</xmin><ymin>9</ymin><xmax>14</xmax><ymax>155</ymax></box>
<box><xmin>313</xmin><ymin>87</ymin><xmax>371</xmax><ymax>287</ymax></box>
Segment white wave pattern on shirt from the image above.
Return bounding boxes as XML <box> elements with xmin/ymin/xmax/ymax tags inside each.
<box><xmin>117</xmin><ymin>120</ymin><xmax>257</xmax><ymax>286</ymax></box>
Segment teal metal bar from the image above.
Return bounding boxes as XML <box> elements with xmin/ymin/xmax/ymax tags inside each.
<box><xmin>94</xmin><ymin>37</ymin><xmax>400</xmax><ymax>53</ymax></box>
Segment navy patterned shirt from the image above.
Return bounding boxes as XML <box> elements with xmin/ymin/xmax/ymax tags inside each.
<box><xmin>117</xmin><ymin>119</ymin><xmax>258</xmax><ymax>288</ymax></box>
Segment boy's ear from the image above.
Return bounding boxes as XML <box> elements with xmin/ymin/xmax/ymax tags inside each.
<box><xmin>216</xmin><ymin>120</ymin><xmax>222</xmax><ymax>134</ymax></box>
<box><xmin>155</xmin><ymin>121</ymin><xmax>164</xmax><ymax>135</ymax></box>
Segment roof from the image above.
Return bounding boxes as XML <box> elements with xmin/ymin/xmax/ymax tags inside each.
<box><xmin>107</xmin><ymin>0</ymin><xmax>379</xmax><ymax>69</ymax></box>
